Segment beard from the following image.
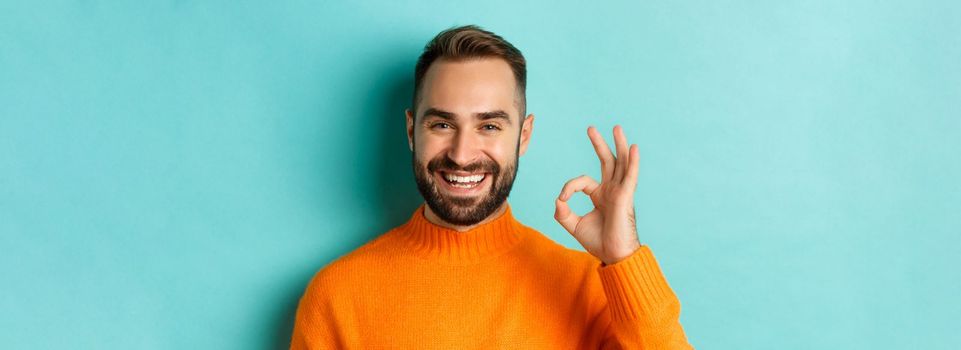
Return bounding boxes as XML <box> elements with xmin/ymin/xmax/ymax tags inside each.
<box><xmin>412</xmin><ymin>151</ymin><xmax>518</xmax><ymax>227</ymax></box>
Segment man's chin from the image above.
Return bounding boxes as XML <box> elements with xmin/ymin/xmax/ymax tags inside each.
<box><xmin>435</xmin><ymin>209</ymin><xmax>486</xmax><ymax>226</ymax></box>
<box><xmin>427</xmin><ymin>192</ymin><xmax>496</xmax><ymax>225</ymax></box>
<box><xmin>435</xmin><ymin>193</ymin><xmax>483</xmax><ymax>212</ymax></box>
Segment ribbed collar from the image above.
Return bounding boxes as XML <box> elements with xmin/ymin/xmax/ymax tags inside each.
<box><xmin>395</xmin><ymin>202</ymin><xmax>526</xmax><ymax>262</ymax></box>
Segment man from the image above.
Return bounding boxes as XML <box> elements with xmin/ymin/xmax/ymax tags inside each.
<box><xmin>290</xmin><ymin>25</ymin><xmax>693</xmax><ymax>349</ymax></box>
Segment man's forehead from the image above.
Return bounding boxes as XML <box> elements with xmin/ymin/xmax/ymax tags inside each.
<box><xmin>424</xmin><ymin>57</ymin><xmax>516</xmax><ymax>84</ymax></box>
<box><xmin>418</xmin><ymin>58</ymin><xmax>521</xmax><ymax>119</ymax></box>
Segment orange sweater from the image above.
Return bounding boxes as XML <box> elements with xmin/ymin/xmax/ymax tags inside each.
<box><xmin>290</xmin><ymin>203</ymin><xmax>693</xmax><ymax>349</ymax></box>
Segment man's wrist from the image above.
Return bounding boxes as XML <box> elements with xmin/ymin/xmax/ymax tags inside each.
<box><xmin>600</xmin><ymin>242</ymin><xmax>642</xmax><ymax>266</ymax></box>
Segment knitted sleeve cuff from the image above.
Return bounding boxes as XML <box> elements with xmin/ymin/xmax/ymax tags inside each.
<box><xmin>596</xmin><ymin>245</ymin><xmax>680</xmax><ymax>324</ymax></box>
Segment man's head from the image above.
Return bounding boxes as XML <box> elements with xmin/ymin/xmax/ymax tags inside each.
<box><xmin>406</xmin><ymin>25</ymin><xmax>534</xmax><ymax>226</ymax></box>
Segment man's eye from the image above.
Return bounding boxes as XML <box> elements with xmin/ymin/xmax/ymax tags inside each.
<box><xmin>482</xmin><ymin>124</ymin><xmax>501</xmax><ymax>131</ymax></box>
<box><xmin>431</xmin><ymin>123</ymin><xmax>452</xmax><ymax>129</ymax></box>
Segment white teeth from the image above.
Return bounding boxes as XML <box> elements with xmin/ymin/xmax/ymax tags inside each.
<box><xmin>450</xmin><ymin>182</ymin><xmax>478</xmax><ymax>188</ymax></box>
<box><xmin>443</xmin><ymin>173</ymin><xmax>485</xmax><ymax>183</ymax></box>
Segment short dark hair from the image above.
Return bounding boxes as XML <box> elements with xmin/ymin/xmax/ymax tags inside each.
<box><xmin>412</xmin><ymin>25</ymin><xmax>527</xmax><ymax>120</ymax></box>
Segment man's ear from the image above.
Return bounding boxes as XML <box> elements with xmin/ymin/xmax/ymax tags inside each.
<box><xmin>405</xmin><ymin>108</ymin><xmax>415</xmax><ymax>152</ymax></box>
<box><xmin>518</xmin><ymin>113</ymin><xmax>534</xmax><ymax>156</ymax></box>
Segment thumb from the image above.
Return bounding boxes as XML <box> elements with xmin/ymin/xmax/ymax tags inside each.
<box><xmin>554</xmin><ymin>197</ymin><xmax>580</xmax><ymax>235</ymax></box>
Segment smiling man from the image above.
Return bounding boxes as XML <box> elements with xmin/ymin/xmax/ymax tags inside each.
<box><xmin>290</xmin><ymin>25</ymin><xmax>693</xmax><ymax>349</ymax></box>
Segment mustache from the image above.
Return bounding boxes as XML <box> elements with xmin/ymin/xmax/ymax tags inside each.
<box><xmin>427</xmin><ymin>155</ymin><xmax>499</xmax><ymax>175</ymax></box>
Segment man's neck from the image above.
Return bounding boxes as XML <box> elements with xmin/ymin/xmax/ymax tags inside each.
<box><xmin>422</xmin><ymin>202</ymin><xmax>509</xmax><ymax>232</ymax></box>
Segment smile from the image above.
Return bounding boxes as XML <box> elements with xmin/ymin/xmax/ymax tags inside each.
<box><xmin>436</xmin><ymin>171</ymin><xmax>490</xmax><ymax>193</ymax></box>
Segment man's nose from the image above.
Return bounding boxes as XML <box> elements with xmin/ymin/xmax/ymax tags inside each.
<box><xmin>448</xmin><ymin>130</ymin><xmax>480</xmax><ymax>168</ymax></box>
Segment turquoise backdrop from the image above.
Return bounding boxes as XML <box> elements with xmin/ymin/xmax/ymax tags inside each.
<box><xmin>2</xmin><ymin>1</ymin><xmax>959</xmax><ymax>349</ymax></box>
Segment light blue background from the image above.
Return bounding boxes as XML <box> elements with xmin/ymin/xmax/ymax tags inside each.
<box><xmin>2</xmin><ymin>1</ymin><xmax>959</xmax><ymax>349</ymax></box>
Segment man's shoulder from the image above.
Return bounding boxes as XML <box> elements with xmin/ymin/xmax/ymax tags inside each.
<box><xmin>302</xmin><ymin>228</ymin><xmax>401</xmax><ymax>293</ymax></box>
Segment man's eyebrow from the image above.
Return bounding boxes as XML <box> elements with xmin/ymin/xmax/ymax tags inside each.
<box><xmin>421</xmin><ymin>108</ymin><xmax>513</xmax><ymax>126</ymax></box>
<box><xmin>475</xmin><ymin>110</ymin><xmax>512</xmax><ymax>125</ymax></box>
<box><xmin>421</xmin><ymin>108</ymin><xmax>455</xmax><ymax>121</ymax></box>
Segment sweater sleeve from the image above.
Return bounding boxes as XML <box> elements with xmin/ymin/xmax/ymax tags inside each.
<box><xmin>595</xmin><ymin>245</ymin><xmax>694</xmax><ymax>350</ymax></box>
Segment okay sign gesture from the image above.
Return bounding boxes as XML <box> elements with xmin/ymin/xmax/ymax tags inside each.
<box><xmin>554</xmin><ymin>125</ymin><xmax>642</xmax><ymax>265</ymax></box>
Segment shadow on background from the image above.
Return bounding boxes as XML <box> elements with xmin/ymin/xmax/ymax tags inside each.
<box><xmin>371</xmin><ymin>65</ymin><xmax>424</xmax><ymax>231</ymax></box>
<box><xmin>269</xmin><ymin>51</ymin><xmax>422</xmax><ymax>349</ymax></box>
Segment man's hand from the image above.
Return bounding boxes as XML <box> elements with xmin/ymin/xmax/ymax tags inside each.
<box><xmin>554</xmin><ymin>125</ymin><xmax>642</xmax><ymax>265</ymax></box>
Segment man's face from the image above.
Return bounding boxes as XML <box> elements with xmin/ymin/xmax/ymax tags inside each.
<box><xmin>406</xmin><ymin>58</ymin><xmax>534</xmax><ymax>226</ymax></box>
